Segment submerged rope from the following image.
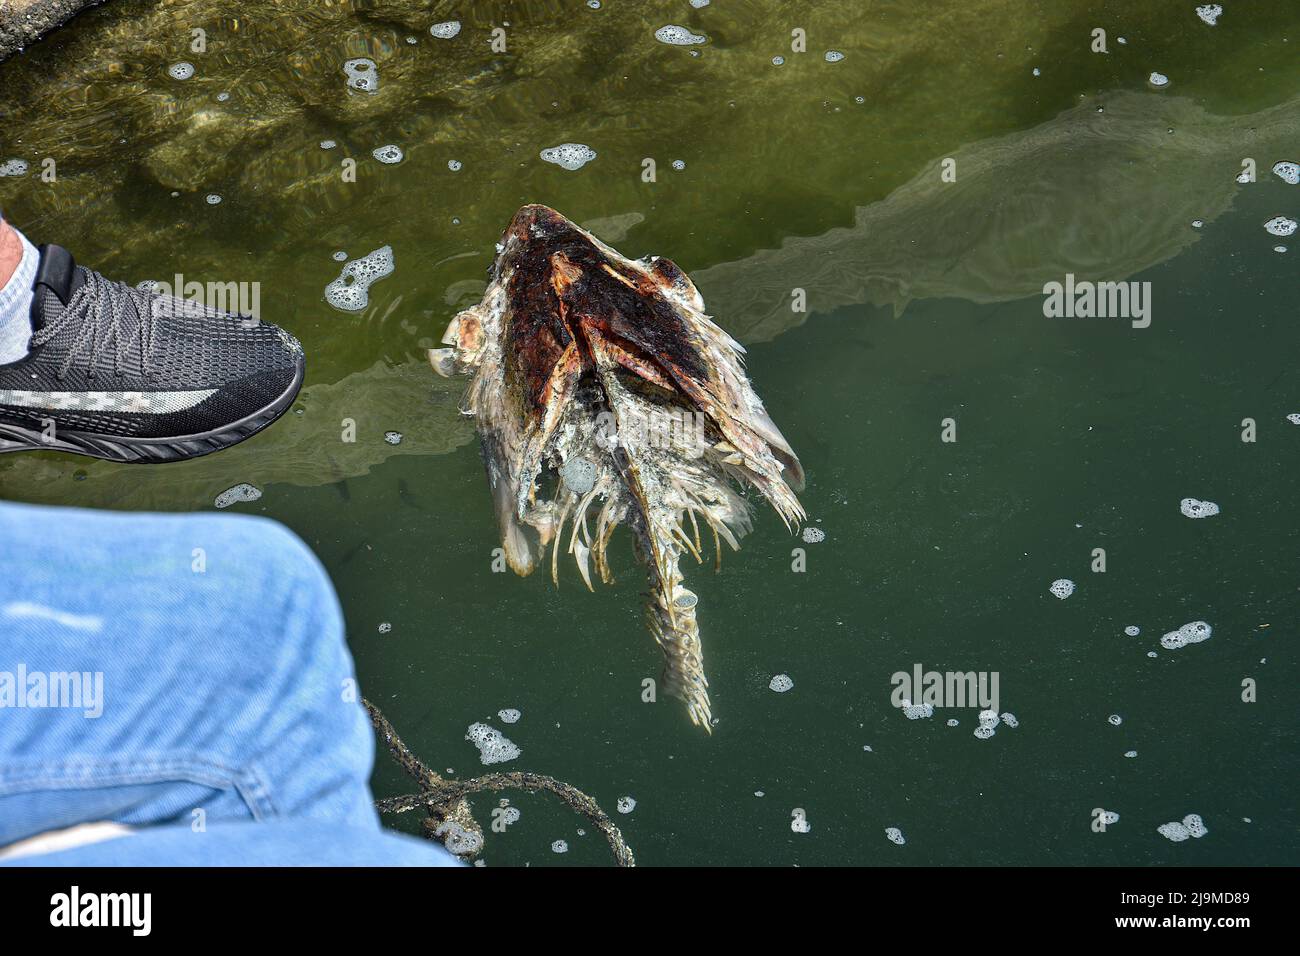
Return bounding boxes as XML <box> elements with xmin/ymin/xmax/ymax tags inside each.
<box><xmin>363</xmin><ymin>698</ymin><xmax>635</xmax><ymax>867</ymax></box>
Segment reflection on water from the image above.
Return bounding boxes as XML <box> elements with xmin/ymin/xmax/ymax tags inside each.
<box><xmin>1</xmin><ymin>0</ymin><xmax>1297</xmax><ymax>866</ymax></box>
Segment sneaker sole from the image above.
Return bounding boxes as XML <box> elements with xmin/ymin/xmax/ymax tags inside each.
<box><xmin>0</xmin><ymin>357</ymin><xmax>304</xmax><ymax>464</ymax></box>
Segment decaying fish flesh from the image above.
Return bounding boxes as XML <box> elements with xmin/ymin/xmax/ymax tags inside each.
<box><xmin>431</xmin><ymin>205</ymin><xmax>804</xmax><ymax>732</ymax></box>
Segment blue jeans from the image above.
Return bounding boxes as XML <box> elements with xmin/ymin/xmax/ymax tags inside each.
<box><xmin>0</xmin><ymin>501</ymin><xmax>457</xmax><ymax>866</ymax></box>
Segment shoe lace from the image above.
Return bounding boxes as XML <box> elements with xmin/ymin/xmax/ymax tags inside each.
<box><xmin>28</xmin><ymin>271</ymin><xmax>160</xmax><ymax>382</ymax></box>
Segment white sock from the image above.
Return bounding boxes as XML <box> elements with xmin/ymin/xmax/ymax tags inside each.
<box><xmin>0</xmin><ymin>225</ymin><xmax>38</xmax><ymax>364</ymax></box>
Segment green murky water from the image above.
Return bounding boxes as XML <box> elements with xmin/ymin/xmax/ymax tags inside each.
<box><xmin>1</xmin><ymin>0</ymin><xmax>1297</xmax><ymax>865</ymax></box>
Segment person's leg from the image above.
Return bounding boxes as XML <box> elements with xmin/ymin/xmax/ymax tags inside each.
<box><xmin>0</xmin><ymin>214</ymin><xmax>37</xmax><ymax>363</ymax></box>
<box><xmin>0</xmin><ymin>501</ymin><xmax>381</xmax><ymax>846</ymax></box>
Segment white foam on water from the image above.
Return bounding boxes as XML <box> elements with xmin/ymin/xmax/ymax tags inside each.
<box><xmin>216</xmin><ymin>92</ymin><xmax>230</xmax><ymax>102</ymax></box>
<box><xmin>1273</xmin><ymin>162</ymin><xmax>1299</xmax><ymax>185</ymax></box>
<box><xmin>344</xmin><ymin>58</ymin><xmax>379</xmax><ymax>94</ymax></box>
<box><xmin>0</xmin><ymin>159</ymin><xmax>29</xmax><ymax>177</ymax></box>
<box><xmin>826</xmin><ymin>51</ymin><xmax>845</xmax><ymax>62</ymax></box>
<box><xmin>655</xmin><ymin>25</ymin><xmax>707</xmax><ymax>45</ymax></box>
<box><xmin>1049</xmin><ymin>578</ymin><xmax>1075</xmax><ymax>599</ymax></box>
<box><xmin>1180</xmin><ymin>497</ymin><xmax>1220</xmax><ymax>518</ymax></box>
<box><xmin>1161</xmin><ymin>620</ymin><xmax>1212</xmax><ymax>650</ymax></box>
<box><xmin>384</xmin><ymin>430</ymin><xmax>403</xmax><ymax>445</ymax></box>
<box><xmin>465</xmin><ymin>722</ymin><xmax>521</xmax><ymax>765</ymax></box>
<box><xmin>372</xmin><ymin>145</ymin><xmax>404</xmax><ymax>164</ymax></box>
<box><xmin>551</xmin><ymin>839</ymin><xmax>568</xmax><ymax>853</ymax></box>
<box><xmin>690</xmin><ymin>0</ymin><xmax>711</xmax><ymax>7</ymax></box>
<box><xmin>205</xmin><ymin>194</ymin><xmax>222</xmax><ymax>205</ymax></box>
<box><xmin>1148</xmin><ymin>72</ymin><xmax>1170</xmax><ymax>88</ymax></box>
<box><xmin>946</xmin><ymin>718</ymin><xmax>960</xmax><ymax>727</ymax></box>
<box><xmin>1124</xmin><ymin>750</ymin><xmax>1137</xmax><ymax>758</ymax></box>
<box><xmin>559</xmin><ymin>456</ymin><xmax>597</xmax><ymax>493</ymax></box>
<box><xmin>1032</xmin><ymin>67</ymin><xmax>1041</xmax><ymax>77</ymax></box>
<box><xmin>448</xmin><ymin>159</ymin><xmax>462</xmax><ymax>171</ymax></box>
<box><xmin>587</xmin><ymin>0</ymin><xmax>601</xmax><ymax>7</ymax></box>
<box><xmin>1125</xmin><ymin>625</ymin><xmax>1141</xmax><ymax>637</ymax></box>
<box><xmin>1287</xmin><ymin>413</ymin><xmax>1300</xmax><ymax>425</ymax></box>
<box><xmin>862</xmin><ymin>744</ymin><xmax>873</xmax><ymax>752</ymax></box>
<box><xmin>1158</xmin><ymin>821</ymin><xmax>1191</xmax><ymax>842</ymax></box>
<box><xmin>885</xmin><ymin>827</ymin><xmax>906</xmax><ymax>845</ymax></box>
<box><xmin>325</xmin><ymin>245</ymin><xmax>394</xmax><ymax>312</ymax></box>
<box><xmin>320</xmin><ymin>140</ymin><xmax>337</xmax><ymax>150</ymax></box>
<box><xmin>377</xmin><ymin>622</ymin><xmax>391</xmax><ymax>634</ymax></box>
<box><xmin>1101</xmin><ymin>810</ymin><xmax>1120</xmax><ymax>825</ymax></box>
<box><xmin>1107</xmin><ymin>714</ymin><xmax>1123</xmax><ymax>726</ymax></box>
<box><xmin>1264</xmin><ymin>216</ymin><xmax>1297</xmax><ymax>237</ymax></box>
<box><xmin>901</xmin><ymin>700</ymin><xmax>933</xmax><ymax>720</ymax></box>
<box><xmin>671</xmin><ymin>159</ymin><xmax>686</xmax><ymax>171</ymax></box>
<box><xmin>769</xmin><ymin>673</ymin><xmax>794</xmax><ymax>693</ymax></box>
<box><xmin>1147</xmin><ymin>651</ymin><xmax>1158</xmax><ymax>658</ymax></box>
<box><xmin>1236</xmin><ymin>169</ymin><xmax>1251</xmax><ymax>184</ymax></box>
<box><xmin>168</xmin><ymin>62</ymin><xmax>195</xmax><ymax>80</ymax></box>
<box><xmin>617</xmin><ymin>796</ymin><xmax>636</xmax><ymax>814</ymax></box>
<box><xmin>1196</xmin><ymin>5</ymin><xmax>1223</xmax><ymax>26</ymax></box>
<box><xmin>332</xmin><ymin>250</ymin><xmax>347</xmax><ymax>261</ymax></box>
<box><xmin>1000</xmin><ymin>712</ymin><xmax>1018</xmax><ymax>728</ymax></box>
<box><xmin>1191</xmin><ymin>219</ymin><xmax>1204</xmax><ymax>228</ymax></box>
<box><xmin>497</xmin><ymin>708</ymin><xmax>521</xmax><ymax>723</ymax></box>
<box><xmin>772</xmin><ymin>56</ymin><xmax>785</xmax><ymax>66</ymax></box>
<box><xmin>214</xmin><ymin>483</ymin><xmax>261</xmax><ymax>508</ymax></box>
<box><xmin>978</xmin><ymin>710</ymin><xmax>1000</xmax><ymax>729</ymax></box>
<box><xmin>1277</xmin><ymin>245</ymin><xmax>1290</xmax><ymax>253</ymax></box>
<box><xmin>540</xmin><ymin>143</ymin><xmax>597</xmax><ymax>170</ymax></box>
<box><xmin>801</xmin><ymin>527</ymin><xmax>826</xmax><ymax>543</ymax></box>
<box><xmin>973</xmin><ymin>725</ymin><xmax>995</xmax><ymax>739</ymax></box>
<box><xmin>430</xmin><ymin>21</ymin><xmax>461</xmax><ymax>39</ymax></box>
<box><xmin>435</xmin><ymin>820</ymin><xmax>483</xmax><ymax>855</ymax></box>
<box><xmin>790</xmin><ymin>813</ymin><xmax>811</xmax><ymax>834</ymax></box>
<box><xmin>501</xmin><ymin>805</ymin><xmax>521</xmax><ymax>825</ymax></box>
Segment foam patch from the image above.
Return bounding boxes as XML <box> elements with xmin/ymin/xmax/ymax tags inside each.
<box><xmin>1265</xmin><ymin>216</ymin><xmax>1297</xmax><ymax>237</ymax></box>
<box><xmin>801</xmin><ymin>527</ymin><xmax>825</xmax><ymax>543</ymax></box>
<box><xmin>214</xmin><ymin>483</ymin><xmax>261</xmax><ymax>508</ymax></box>
<box><xmin>344</xmin><ymin>58</ymin><xmax>379</xmax><ymax>94</ymax></box>
<box><xmin>1160</xmin><ymin>620</ymin><xmax>1212</xmax><ymax>650</ymax></box>
<box><xmin>655</xmin><ymin>25</ymin><xmax>707</xmax><ymax>45</ymax></box>
<box><xmin>430</xmin><ymin>21</ymin><xmax>461</xmax><ymax>39</ymax></box>
<box><xmin>769</xmin><ymin>674</ymin><xmax>794</xmax><ymax>693</ymax></box>
<box><xmin>0</xmin><ymin>159</ymin><xmax>29</xmax><ymax>177</ymax></box>
<box><xmin>1195</xmin><ymin>5</ymin><xmax>1223</xmax><ymax>26</ymax></box>
<box><xmin>465</xmin><ymin>722</ymin><xmax>521</xmax><ymax>765</ymax></box>
<box><xmin>325</xmin><ymin>245</ymin><xmax>394</xmax><ymax>312</ymax></box>
<box><xmin>1180</xmin><ymin>497</ymin><xmax>1220</xmax><ymax>518</ymax></box>
<box><xmin>617</xmin><ymin>796</ymin><xmax>636</xmax><ymax>814</ymax></box>
<box><xmin>373</xmin><ymin>145</ymin><xmax>404</xmax><ymax>164</ymax></box>
<box><xmin>885</xmin><ymin>827</ymin><xmax>906</xmax><ymax>845</ymax></box>
<box><xmin>497</xmin><ymin>708</ymin><xmax>521</xmax><ymax>723</ymax></box>
<box><xmin>384</xmin><ymin>431</ymin><xmax>403</xmax><ymax>445</ymax></box>
<box><xmin>168</xmin><ymin>62</ymin><xmax>195</xmax><ymax>80</ymax></box>
<box><xmin>1273</xmin><ymin>161</ymin><xmax>1299</xmax><ymax>185</ymax></box>
<box><xmin>1148</xmin><ymin>72</ymin><xmax>1170</xmax><ymax>89</ymax></box>
<box><xmin>1049</xmin><ymin>579</ymin><xmax>1075</xmax><ymax>599</ymax></box>
<box><xmin>540</xmin><ymin>143</ymin><xmax>597</xmax><ymax>170</ymax></box>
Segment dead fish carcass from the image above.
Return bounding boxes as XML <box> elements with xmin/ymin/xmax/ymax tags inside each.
<box><xmin>431</xmin><ymin>205</ymin><xmax>804</xmax><ymax>732</ymax></box>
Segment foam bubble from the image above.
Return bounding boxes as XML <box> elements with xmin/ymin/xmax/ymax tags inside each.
<box><xmin>1236</xmin><ymin>169</ymin><xmax>1251</xmax><ymax>184</ymax></box>
<box><xmin>973</xmin><ymin>725</ymin><xmax>995</xmax><ymax>739</ymax></box>
<box><xmin>1288</xmin><ymin>413</ymin><xmax>1300</xmax><ymax>425</ymax></box>
<box><xmin>343</xmin><ymin>58</ymin><xmax>379</xmax><ymax>94</ymax></box>
<box><xmin>551</xmin><ymin>839</ymin><xmax>569</xmax><ymax>853</ymax></box>
<box><xmin>1273</xmin><ymin>161</ymin><xmax>1300</xmax><ymax>185</ymax></box>
<box><xmin>320</xmin><ymin>140</ymin><xmax>337</xmax><ymax>150</ymax></box>
<box><xmin>540</xmin><ymin>143</ymin><xmax>597</xmax><ymax>171</ymax></box>
<box><xmin>671</xmin><ymin>159</ymin><xmax>686</xmax><ymax>171</ymax></box>
<box><xmin>1124</xmin><ymin>625</ymin><xmax>1141</xmax><ymax>636</ymax></box>
<box><xmin>214</xmin><ymin>483</ymin><xmax>261</xmax><ymax>508</ymax></box>
<box><xmin>978</xmin><ymin>710</ymin><xmax>1000</xmax><ymax>729</ymax></box>
<box><xmin>435</xmin><ymin>820</ymin><xmax>483</xmax><ymax>855</ymax></box>
<box><xmin>205</xmin><ymin>194</ymin><xmax>222</xmax><ymax>205</ymax></box>
<box><xmin>372</xmin><ymin>145</ymin><xmax>404</xmax><ymax>164</ymax></box>
<box><xmin>1108</xmin><ymin>714</ymin><xmax>1123</xmax><ymax>726</ymax></box>
<box><xmin>655</xmin><ymin>25</ymin><xmax>707</xmax><ymax>45</ymax></box>
<box><xmin>168</xmin><ymin>62</ymin><xmax>195</xmax><ymax>80</ymax></box>
<box><xmin>384</xmin><ymin>430</ymin><xmax>403</xmax><ymax>445</ymax></box>
<box><xmin>801</xmin><ymin>527</ymin><xmax>826</xmax><ymax>543</ymax></box>
<box><xmin>1148</xmin><ymin>72</ymin><xmax>1170</xmax><ymax>89</ymax></box>
<box><xmin>325</xmin><ymin>245</ymin><xmax>394</xmax><ymax>312</ymax></box>
<box><xmin>790</xmin><ymin>812</ymin><xmax>811</xmax><ymax>834</ymax></box>
<box><xmin>617</xmin><ymin>796</ymin><xmax>636</xmax><ymax>814</ymax></box>
<box><xmin>448</xmin><ymin>159</ymin><xmax>462</xmax><ymax>172</ymax></box>
<box><xmin>1179</xmin><ymin>497</ymin><xmax>1220</xmax><ymax>518</ymax></box>
<box><xmin>587</xmin><ymin>0</ymin><xmax>601</xmax><ymax>7</ymax></box>
<box><xmin>216</xmin><ymin>92</ymin><xmax>230</xmax><ymax>102</ymax></box>
<box><xmin>1049</xmin><ymin>578</ymin><xmax>1075</xmax><ymax>599</ymax></box>
<box><xmin>1162</xmin><ymin>620</ymin><xmax>1212</xmax><ymax>650</ymax></box>
<box><xmin>885</xmin><ymin>827</ymin><xmax>906</xmax><ymax>845</ymax></box>
<box><xmin>0</xmin><ymin>159</ymin><xmax>30</xmax><ymax>177</ymax></box>
<box><xmin>1000</xmin><ymin>712</ymin><xmax>1018</xmax><ymax>728</ymax></box>
<box><xmin>1158</xmin><ymin>821</ymin><xmax>1191</xmax><ymax>842</ymax></box>
<box><xmin>690</xmin><ymin>0</ymin><xmax>711</xmax><ymax>7</ymax></box>
<box><xmin>465</xmin><ymin>722</ymin><xmax>521</xmax><ymax>765</ymax></box>
<box><xmin>1195</xmin><ymin>4</ymin><xmax>1223</xmax><ymax>26</ymax></box>
<box><xmin>497</xmin><ymin>708</ymin><xmax>521</xmax><ymax>723</ymax></box>
<box><xmin>825</xmin><ymin>51</ymin><xmax>845</xmax><ymax>62</ymax></box>
<box><xmin>772</xmin><ymin>56</ymin><xmax>785</xmax><ymax>66</ymax></box>
<box><xmin>1278</xmin><ymin>245</ymin><xmax>1290</xmax><ymax>253</ymax></box>
<box><xmin>1264</xmin><ymin>216</ymin><xmax>1297</xmax><ymax>237</ymax></box>
<box><xmin>331</xmin><ymin>250</ymin><xmax>347</xmax><ymax>262</ymax></box>
<box><xmin>769</xmin><ymin>673</ymin><xmax>794</xmax><ymax>693</ymax></box>
<box><xmin>1191</xmin><ymin>219</ymin><xmax>1204</xmax><ymax>228</ymax></box>
<box><xmin>378</xmin><ymin>622</ymin><xmax>392</xmax><ymax>634</ymax></box>
<box><xmin>1124</xmin><ymin>750</ymin><xmax>1137</xmax><ymax>758</ymax></box>
<box><xmin>946</xmin><ymin>718</ymin><xmax>959</xmax><ymax>727</ymax></box>
<box><xmin>1101</xmin><ymin>810</ymin><xmax>1120</xmax><ymax>825</ymax></box>
<box><xmin>901</xmin><ymin>700</ymin><xmax>933</xmax><ymax>720</ymax></box>
<box><xmin>430</xmin><ymin>21</ymin><xmax>461</xmax><ymax>39</ymax></box>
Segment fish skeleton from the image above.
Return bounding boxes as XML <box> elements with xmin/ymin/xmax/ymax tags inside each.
<box><xmin>431</xmin><ymin>205</ymin><xmax>804</xmax><ymax>732</ymax></box>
